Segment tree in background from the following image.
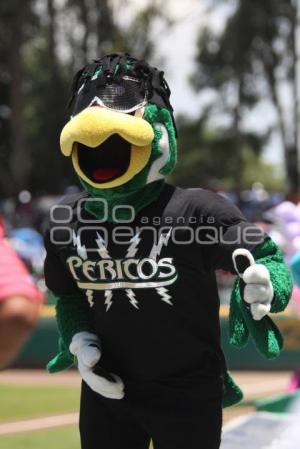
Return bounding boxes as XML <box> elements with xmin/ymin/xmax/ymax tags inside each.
<box><xmin>180</xmin><ymin>0</ymin><xmax>300</xmax><ymax>194</ymax></box>
<box><xmin>0</xmin><ymin>0</ymin><xmax>166</xmax><ymax>197</ymax></box>
<box><xmin>2</xmin><ymin>0</ymin><xmax>293</xmax><ymax>198</ymax></box>
<box><xmin>173</xmin><ymin>112</ymin><xmax>280</xmax><ymax>192</ymax></box>
<box><xmin>0</xmin><ymin>1</ymin><xmax>34</xmax><ymax>196</ymax></box>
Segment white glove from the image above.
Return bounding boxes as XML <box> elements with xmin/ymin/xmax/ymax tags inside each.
<box><xmin>69</xmin><ymin>332</ymin><xmax>124</xmax><ymax>399</ymax></box>
<box><xmin>232</xmin><ymin>249</ymin><xmax>274</xmax><ymax>321</ymax></box>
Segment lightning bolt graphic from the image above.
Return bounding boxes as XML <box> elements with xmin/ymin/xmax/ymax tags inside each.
<box><xmin>125</xmin><ymin>289</ymin><xmax>139</xmax><ymax>309</ymax></box>
<box><xmin>126</xmin><ymin>232</ymin><xmax>141</xmax><ymax>258</ymax></box>
<box><xmin>156</xmin><ymin>287</ymin><xmax>173</xmax><ymax>306</ymax></box>
<box><xmin>86</xmin><ymin>290</ymin><xmax>94</xmax><ymax>307</ymax></box>
<box><xmin>104</xmin><ymin>290</ymin><xmax>113</xmax><ymax>311</ymax></box>
<box><xmin>73</xmin><ymin>231</ymin><xmax>87</xmax><ymax>260</ymax></box>
<box><xmin>96</xmin><ymin>233</ymin><xmax>113</xmax><ymax>309</ymax></box>
<box><xmin>96</xmin><ymin>232</ymin><xmax>110</xmax><ymax>259</ymax></box>
<box><xmin>149</xmin><ymin>228</ymin><xmax>172</xmax><ymax>261</ymax></box>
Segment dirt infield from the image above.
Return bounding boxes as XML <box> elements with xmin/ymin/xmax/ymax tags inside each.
<box><xmin>227</xmin><ymin>371</ymin><xmax>291</xmax><ymax>398</ymax></box>
<box><xmin>0</xmin><ymin>369</ymin><xmax>292</xmax><ymax>392</ymax></box>
<box><xmin>0</xmin><ymin>369</ymin><xmax>81</xmax><ymax>386</ymax></box>
<box><xmin>0</xmin><ymin>370</ymin><xmax>292</xmax><ymax>435</ymax></box>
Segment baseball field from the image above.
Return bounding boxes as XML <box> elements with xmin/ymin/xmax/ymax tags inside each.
<box><xmin>0</xmin><ymin>370</ymin><xmax>291</xmax><ymax>449</ymax></box>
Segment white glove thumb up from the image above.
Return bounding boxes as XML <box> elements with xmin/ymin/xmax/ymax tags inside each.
<box><xmin>232</xmin><ymin>249</ymin><xmax>273</xmax><ymax>321</ymax></box>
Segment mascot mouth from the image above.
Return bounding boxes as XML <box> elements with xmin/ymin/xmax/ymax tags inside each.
<box><xmin>77</xmin><ymin>134</ymin><xmax>131</xmax><ymax>184</ymax></box>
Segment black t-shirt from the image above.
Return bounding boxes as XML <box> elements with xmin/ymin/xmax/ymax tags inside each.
<box><xmin>44</xmin><ymin>184</ymin><xmax>265</xmax><ymax>383</ymax></box>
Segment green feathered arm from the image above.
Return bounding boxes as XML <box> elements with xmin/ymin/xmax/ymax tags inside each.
<box><xmin>229</xmin><ymin>238</ymin><xmax>293</xmax><ymax>359</ymax></box>
<box><xmin>223</xmin><ymin>371</ymin><xmax>244</xmax><ymax>408</ymax></box>
<box><xmin>47</xmin><ymin>292</ymin><xmax>94</xmax><ymax>373</ymax></box>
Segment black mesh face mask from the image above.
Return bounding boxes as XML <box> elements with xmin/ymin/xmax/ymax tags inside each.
<box><xmin>68</xmin><ymin>53</ymin><xmax>178</xmax><ymax>136</ymax></box>
<box><xmin>72</xmin><ymin>75</ymin><xmax>148</xmax><ymax>116</ymax></box>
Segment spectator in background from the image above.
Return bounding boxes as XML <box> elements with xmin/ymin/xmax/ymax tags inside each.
<box><xmin>0</xmin><ymin>218</ymin><xmax>43</xmax><ymax>368</ymax></box>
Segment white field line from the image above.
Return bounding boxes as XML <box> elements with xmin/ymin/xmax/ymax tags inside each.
<box><xmin>0</xmin><ymin>413</ymin><xmax>79</xmax><ymax>436</ymax></box>
<box><xmin>0</xmin><ymin>370</ymin><xmax>81</xmax><ymax>386</ymax></box>
<box><xmin>222</xmin><ymin>413</ymin><xmax>257</xmax><ymax>433</ymax></box>
<box><xmin>222</xmin><ymin>411</ymin><xmax>290</xmax><ymax>433</ymax></box>
<box><xmin>0</xmin><ymin>373</ymin><xmax>290</xmax><ymax>437</ymax></box>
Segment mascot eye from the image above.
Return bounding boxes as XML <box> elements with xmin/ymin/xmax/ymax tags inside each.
<box><xmin>73</xmin><ymin>76</ymin><xmax>147</xmax><ymax>115</ymax></box>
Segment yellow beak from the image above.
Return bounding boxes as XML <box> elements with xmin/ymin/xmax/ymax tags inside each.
<box><xmin>59</xmin><ymin>107</ymin><xmax>154</xmax><ymax>189</ymax></box>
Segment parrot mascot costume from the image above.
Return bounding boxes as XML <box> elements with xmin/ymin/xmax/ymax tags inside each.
<box><xmin>44</xmin><ymin>53</ymin><xmax>293</xmax><ymax>449</ymax></box>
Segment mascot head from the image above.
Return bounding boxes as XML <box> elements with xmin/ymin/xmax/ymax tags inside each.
<box><xmin>60</xmin><ymin>53</ymin><xmax>177</xmax><ymax>221</ymax></box>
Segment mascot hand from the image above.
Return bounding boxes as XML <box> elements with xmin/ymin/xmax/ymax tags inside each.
<box><xmin>232</xmin><ymin>249</ymin><xmax>274</xmax><ymax>321</ymax></box>
<box><xmin>69</xmin><ymin>332</ymin><xmax>124</xmax><ymax>399</ymax></box>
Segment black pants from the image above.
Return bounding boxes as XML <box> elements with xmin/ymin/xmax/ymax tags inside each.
<box><xmin>80</xmin><ymin>378</ymin><xmax>223</xmax><ymax>449</ymax></box>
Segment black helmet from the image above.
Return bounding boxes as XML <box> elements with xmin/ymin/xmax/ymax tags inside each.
<box><xmin>68</xmin><ymin>53</ymin><xmax>177</xmax><ymax>135</ymax></box>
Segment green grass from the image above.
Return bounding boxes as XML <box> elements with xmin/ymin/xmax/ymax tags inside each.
<box><xmin>0</xmin><ymin>426</ymin><xmax>80</xmax><ymax>449</ymax></box>
<box><xmin>0</xmin><ymin>428</ymin><xmax>154</xmax><ymax>449</ymax></box>
<box><xmin>0</xmin><ymin>384</ymin><xmax>80</xmax><ymax>422</ymax></box>
<box><xmin>0</xmin><ymin>383</ymin><xmax>154</xmax><ymax>449</ymax></box>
